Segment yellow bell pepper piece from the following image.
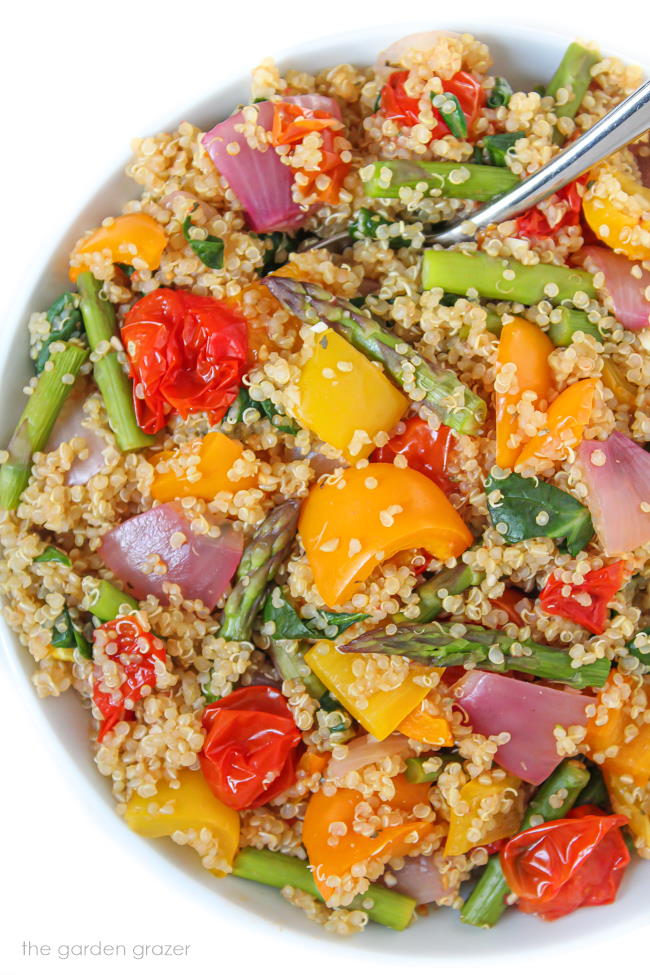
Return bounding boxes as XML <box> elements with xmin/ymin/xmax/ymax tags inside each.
<box><xmin>583</xmin><ymin>164</ymin><xmax>650</xmax><ymax>261</ymax></box>
<box><xmin>601</xmin><ymin>360</ymin><xmax>636</xmax><ymax>408</ymax></box>
<box><xmin>495</xmin><ymin>317</ymin><xmax>553</xmax><ymax>469</ymax></box>
<box><xmin>305</xmin><ymin>641</ymin><xmax>430</xmax><ymax>740</ymax></box>
<box><xmin>604</xmin><ymin>770</ymin><xmax>650</xmax><ymax>854</ymax></box>
<box><xmin>48</xmin><ymin>644</ymin><xmax>75</xmax><ymax>662</ymax></box>
<box><xmin>299</xmin><ymin>463</ymin><xmax>473</xmax><ymax>607</ymax></box>
<box><xmin>515</xmin><ymin>378</ymin><xmax>597</xmax><ymax>470</ymax></box>
<box><xmin>583</xmin><ymin>672</ymin><xmax>650</xmax><ymax>789</ymax></box>
<box><xmin>151</xmin><ymin>431</ymin><xmax>256</xmax><ymax>502</ymax></box>
<box><xmin>444</xmin><ymin>772</ymin><xmax>523</xmax><ymax>856</ymax></box>
<box><xmin>398</xmin><ymin>704</ymin><xmax>453</xmax><ymax>746</ymax></box>
<box><xmin>69</xmin><ymin>213</ymin><xmax>168</xmax><ymax>282</ymax></box>
<box><xmin>297</xmin><ymin>330</ymin><xmax>408</xmax><ymax>462</ymax></box>
<box><xmin>303</xmin><ymin>785</ymin><xmax>434</xmax><ymax>902</ymax></box>
<box><xmin>124</xmin><ymin>770</ymin><xmax>240</xmax><ymax>876</ymax></box>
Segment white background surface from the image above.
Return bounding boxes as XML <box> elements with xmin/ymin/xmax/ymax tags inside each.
<box><xmin>1</xmin><ymin>1</ymin><xmax>649</xmax><ymax>973</ymax></box>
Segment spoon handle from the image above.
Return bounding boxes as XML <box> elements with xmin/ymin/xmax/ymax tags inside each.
<box><xmin>430</xmin><ymin>78</ymin><xmax>650</xmax><ymax>247</ymax></box>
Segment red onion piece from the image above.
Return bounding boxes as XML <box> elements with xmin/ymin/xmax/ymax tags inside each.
<box><xmin>455</xmin><ymin>671</ymin><xmax>590</xmax><ymax>785</ymax></box>
<box><xmin>578</xmin><ymin>431</ymin><xmax>650</xmax><ymax>556</ymax></box>
<box><xmin>579</xmin><ymin>246</ymin><xmax>650</xmax><ymax>331</ymax></box>
<box><xmin>46</xmin><ymin>394</ymin><xmax>107</xmax><ymax>486</ymax></box>
<box><xmin>201</xmin><ymin>96</ymin><xmax>342</xmax><ymax>233</ymax></box>
<box><xmin>390</xmin><ymin>854</ymin><xmax>447</xmax><ymax>905</ymax></box>
<box><xmin>100</xmin><ymin>503</ymin><xmax>243</xmax><ymax>609</ymax></box>
<box><xmin>375</xmin><ymin>31</ymin><xmax>460</xmax><ymax>80</ymax></box>
<box><xmin>326</xmin><ymin>732</ymin><xmax>411</xmax><ymax>779</ymax></box>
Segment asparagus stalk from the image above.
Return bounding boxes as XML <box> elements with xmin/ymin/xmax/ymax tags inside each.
<box><xmin>362</xmin><ymin>161</ymin><xmax>519</xmax><ymax>202</ymax></box>
<box><xmin>393</xmin><ymin>562</ymin><xmax>485</xmax><ymax>625</ymax></box>
<box><xmin>268</xmin><ymin>638</ymin><xmax>328</xmax><ymax>699</ymax></box>
<box><xmin>264</xmin><ymin>277</ymin><xmax>487</xmax><ymax>436</ymax></box>
<box><xmin>232</xmin><ymin>848</ymin><xmax>416</xmax><ymax>931</ymax></box>
<box><xmin>405</xmin><ymin>752</ymin><xmax>459</xmax><ymax>784</ymax></box>
<box><xmin>219</xmin><ymin>500</ymin><xmax>301</xmax><ymax>642</ymax></box>
<box><xmin>342</xmin><ymin>620</ymin><xmax>610</xmax><ymax>689</ymax></box>
<box><xmin>0</xmin><ymin>342</ymin><xmax>89</xmax><ymax>510</ymax></box>
<box><xmin>546</xmin><ymin>43</ymin><xmax>600</xmax><ymax>143</ymax></box>
<box><xmin>548</xmin><ymin>306</ymin><xmax>603</xmax><ymax>346</ymax></box>
<box><xmin>461</xmin><ymin>759</ymin><xmax>589</xmax><ymax>927</ymax></box>
<box><xmin>88</xmin><ymin>578</ymin><xmax>139</xmax><ymax>621</ymax></box>
<box><xmin>77</xmin><ymin>272</ymin><xmax>153</xmax><ymax>452</ymax></box>
<box><xmin>422</xmin><ymin>250</ymin><xmax>595</xmax><ymax>306</ymax></box>
<box><xmin>575</xmin><ymin>766</ymin><xmax>609</xmax><ymax>808</ymax></box>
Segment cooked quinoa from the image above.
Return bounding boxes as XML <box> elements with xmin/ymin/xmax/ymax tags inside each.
<box><xmin>2</xmin><ymin>28</ymin><xmax>650</xmax><ymax>936</ymax></box>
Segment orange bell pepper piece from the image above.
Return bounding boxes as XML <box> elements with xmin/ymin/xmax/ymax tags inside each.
<box><xmin>583</xmin><ymin>671</ymin><xmax>650</xmax><ymax>789</ymax></box>
<box><xmin>515</xmin><ymin>378</ymin><xmax>597</xmax><ymax>470</ymax></box>
<box><xmin>302</xmin><ymin>786</ymin><xmax>433</xmax><ymax>902</ymax></box>
<box><xmin>582</xmin><ymin>165</ymin><xmax>650</xmax><ymax>261</ymax></box>
<box><xmin>298</xmin><ymin>751</ymin><xmax>329</xmax><ymax>778</ymax></box>
<box><xmin>390</xmin><ymin>773</ymin><xmax>432</xmax><ymax>811</ymax></box>
<box><xmin>398</xmin><ymin>706</ymin><xmax>453</xmax><ymax>747</ymax></box>
<box><xmin>151</xmin><ymin>431</ymin><xmax>256</xmax><ymax>502</ymax></box>
<box><xmin>299</xmin><ymin>463</ymin><xmax>473</xmax><ymax>607</ymax></box>
<box><xmin>495</xmin><ymin>317</ymin><xmax>553</xmax><ymax>469</ymax></box>
<box><xmin>69</xmin><ymin>213</ymin><xmax>168</xmax><ymax>283</ymax></box>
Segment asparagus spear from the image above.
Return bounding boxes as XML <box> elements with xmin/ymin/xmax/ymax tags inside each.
<box><xmin>342</xmin><ymin>620</ymin><xmax>610</xmax><ymax>689</ymax></box>
<box><xmin>264</xmin><ymin>277</ymin><xmax>487</xmax><ymax>436</ymax></box>
<box><xmin>362</xmin><ymin>161</ymin><xmax>519</xmax><ymax>202</ymax></box>
<box><xmin>87</xmin><ymin>578</ymin><xmax>139</xmax><ymax>621</ymax></box>
<box><xmin>393</xmin><ymin>562</ymin><xmax>485</xmax><ymax>625</ymax></box>
<box><xmin>219</xmin><ymin>500</ymin><xmax>301</xmax><ymax>642</ymax></box>
<box><xmin>546</xmin><ymin>43</ymin><xmax>600</xmax><ymax>143</ymax></box>
<box><xmin>268</xmin><ymin>638</ymin><xmax>328</xmax><ymax>699</ymax></box>
<box><xmin>461</xmin><ymin>758</ymin><xmax>589</xmax><ymax>927</ymax></box>
<box><xmin>0</xmin><ymin>342</ymin><xmax>89</xmax><ymax>510</ymax></box>
<box><xmin>423</xmin><ymin>250</ymin><xmax>595</xmax><ymax>305</ymax></box>
<box><xmin>232</xmin><ymin>848</ymin><xmax>416</xmax><ymax>931</ymax></box>
<box><xmin>77</xmin><ymin>272</ymin><xmax>153</xmax><ymax>452</ymax></box>
<box><xmin>405</xmin><ymin>752</ymin><xmax>459</xmax><ymax>784</ymax></box>
<box><xmin>548</xmin><ymin>306</ymin><xmax>603</xmax><ymax>346</ymax></box>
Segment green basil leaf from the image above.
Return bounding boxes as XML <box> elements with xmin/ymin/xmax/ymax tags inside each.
<box><xmin>225</xmin><ymin>387</ymin><xmax>298</xmax><ymax>435</ymax></box>
<box><xmin>116</xmin><ymin>262</ymin><xmax>135</xmax><ymax>277</ymax></box>
<box><xmin>349</xmin><ymin>207</ymin><xmax>409</xmax><ymax>248</ymax></box>
<box><xmin>436</xmin><ymin>91</ymin><xmax>467</xmax><ymax>139</ymax></box>
<box><xmin>34</xmin><ymin>546</ymin><xmax>72</xmax><ymax>567</ymax></box>
<box><xmin>263</xmin><ymin>588</ymin><xmax>368</xmax><ymax>640</ymax></box>
<box><xmin>486</xmin><ymin>471</ymin><xmax>594</xmax><ymax>557</ymax></box>
<box><xmin>627</xmin><ymin>628</ymin><xmax>650</xmax><ymax>672</ymax></box>
<box><xmin>254</xmin><ymin>231</ymin><xmax>301</xmax><ymax>276</ymax></box>
<box><xmin>482</xmin><ymin>131</ymin><xmax>525</xmax><ymax>167</ymax></box>
<box><xmin>487</xmin><ymin>77</ymin><xmax>514</xmax><ymax>108</ymax></box>
<box><xmin>182</xmin><ymin>212</ymin><xmax>224</xmax><ymax>269</ymax></box>
<box><xmin>35</xmin><ymin>292</ymin><xmax>85</xmax><ymax>374</ymax></box>
<box><xmin>51</xmin><ymin>607</ymin><xmax>93</xmax><ymax>659</ymax></box>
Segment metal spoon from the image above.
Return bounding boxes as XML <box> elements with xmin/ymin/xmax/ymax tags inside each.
<box><xmin>302</xmin><ymin>78</ymin><xmax>650</xmax><ymax>252</ymax></box>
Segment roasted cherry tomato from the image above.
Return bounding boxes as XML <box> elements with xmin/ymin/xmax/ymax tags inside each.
<box><xmin>93</xmin><ymin>616</ymin><xmax>166</xmax><ymax>741</ymax></box>
<box><xmin>270</xmin><ymin>103</ymin><xmax>350</xmax><ymax>205</ymax></box>
<box><xmin>200</xmin><ymin>686</ymin><xmax>302</xmax><ymax>811</ymax></box>
<box><xmin>380</xmin><ymin>70</ymin><xmax>484</xmax><ymax>141</ymax></box>
<box><xmin>515</xmin><ymin>176</ymin><xmax>587</xmax><ymax>239</ymax></box>
<box><xmin>500</xmin><ymin>805</ymin><xmax>630</xmax><ymax>921</ymax></box>
<box><xmin>489</xmin><ymin>586</ymin><xmax>530</xmax><ymax>627</ymax></box>
<box><xmin>539</xmin><ymin>561</ymin><xmax>627</xmax><ymax>635</ymax></box>
<box><xmin>372</xmin><ymin>417</ymin><xmax>455</xmax><ymax>493</ymax></box>
<box><xmin>122</xmin><ymin>288</ymin><xmax>248</xmax><ymax>434</ymax></box>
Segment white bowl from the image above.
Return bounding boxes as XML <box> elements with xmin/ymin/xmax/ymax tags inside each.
<box><xmin>1</xmin><ymin>20</ymin><xmax>647</xmax><ymax>961</ymax></box>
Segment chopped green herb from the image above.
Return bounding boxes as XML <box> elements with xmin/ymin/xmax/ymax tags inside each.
<box><xmin>51</xmin><ymin>607</ymin><xmax>93</xmax><ymax>659</ymax></box>
<box><xmin>487</xmin><ymin>77</ymin><xmax>514</xmax><ymax>108</ymax></box>
<box><xmin>481</xmin><ymin>131</ymin><xmax>525</xmax><ymax>167</ymax></box>
<box><xmin>262</xmin><ymin>586</ymin><xmax>368</xmax><ymax>640</ymax></box>
<box><xmin>255</xmin><ymin>231</ymin><xmax>300</xmax><ymax>276</ymax></box>
<box><xmin>348</xmin><ymin>208</ymin><xmax>408</xmax><ymax>248</ymax></box>
<box><xmin>116</xmin><ymin>262</ymin><xmax>135</xmax><ymax>277</ymax></box>
<box><xmin>486</xmin><ymin>471</ymin><xmax>594</xmax><ymax>557</ymax></box>
<box><xmin>225</xmin><ymin>387</ymin><xmax>298</xmax><ymax>434</ymax></box>
<box><xmin>436</xmin><ymin>91</ymin><xmax>467</xmax><ymax>139</ymax></box>
<box><xmin>627</xmin><ymin>628</ymin><xmax>650</xmax><ymax>672</ymax></box>
<box><xmin>34</xmin><ymin>546</ymin><xmax>72</xmax><ymax>567</ymax></box>
<box><xmin>35</xmin><ymin>292</ymin><xmax>85</xmax><ymax>374</ymax></box>
<box><xmin>182</xmin><ymin>208</ymin><xmax>224</xmax><ymax>269</ymax></box>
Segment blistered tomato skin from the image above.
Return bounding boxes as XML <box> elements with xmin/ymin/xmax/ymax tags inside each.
<box><xmin>200</xmin><ymin>686</ymin><xmax>302</xmax><ymax>811</ymax></box>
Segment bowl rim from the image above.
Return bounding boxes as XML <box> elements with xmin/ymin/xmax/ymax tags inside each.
<box><xmin>1</xmin><ymin>18</ymin><xmax>648</xmax><ymax>962</ymax></box>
